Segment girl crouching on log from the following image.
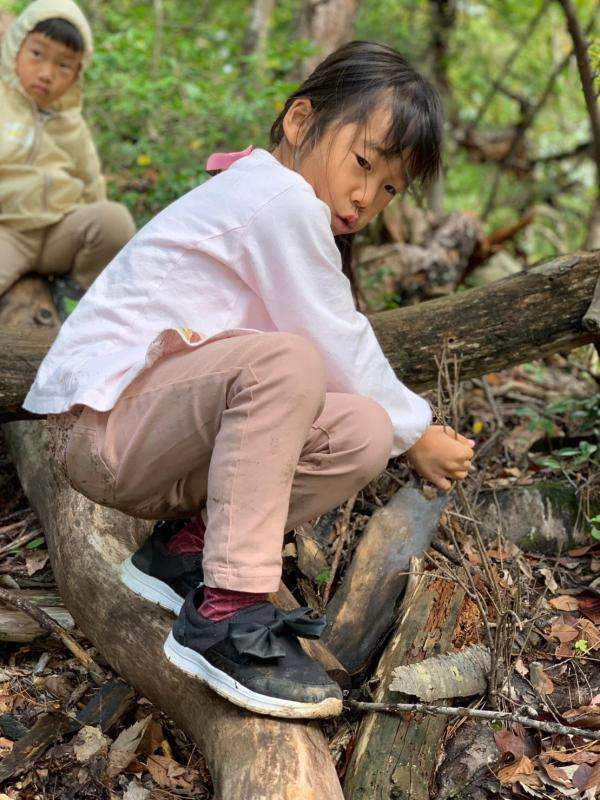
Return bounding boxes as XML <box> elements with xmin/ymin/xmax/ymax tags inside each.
<box><xmin>24</xmin><ymin>41</ymin><xmax>474</xmax><ymax>719</ymax></box>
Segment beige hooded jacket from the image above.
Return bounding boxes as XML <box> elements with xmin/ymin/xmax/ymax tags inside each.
<box><xmin>0</xmin><ymin>0</ymin><xmax>106</xmax><ymax>231</ymax></box>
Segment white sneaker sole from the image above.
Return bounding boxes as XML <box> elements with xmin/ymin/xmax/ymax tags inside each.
<box><xmin>163</xmin><ymin>631</ymin><xmax>342</xmax><ymax>719</ymax></box>
<box><xmin>120</xmin><ymin>556</ymin><xmax>185</xmax><ymax>614</ymax></box>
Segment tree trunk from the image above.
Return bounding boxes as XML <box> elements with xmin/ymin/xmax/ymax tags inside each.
<box><xmin>1</xmin><ymin>250</ymin><xmax>598</xmax><ymax>419</ymax></box>
<box><xmin>343</xmin><ymin>574</ymin><xmax>466</xmax><ymax>800</ymax></box>
<box><xmin>299</xmin><ymin>0</ymin><xmax>361</xmax><ymax>75</ymax></box>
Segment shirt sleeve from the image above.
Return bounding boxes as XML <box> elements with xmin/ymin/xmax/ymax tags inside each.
<box><xmin>240</xmin><ymin>183</ymin><xmax>432</xmax><ymax>455</ymax></box>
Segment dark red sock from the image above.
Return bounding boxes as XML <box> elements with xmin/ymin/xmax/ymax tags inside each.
<box><xmin>199</xmin><ymin>586</ymin><xmax>269</xmax><ymax>622</ymax></box>
<box><xmin>166</xmin><ymin>515</ymin><xmax>206</xmax><ymax>556</ymax></box>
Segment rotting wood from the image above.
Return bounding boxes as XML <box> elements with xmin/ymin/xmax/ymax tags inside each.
<box><xmin>69</xmin><ymin>681</ymin><xmax>136</xmax><ymax>735</ymax></box>
<box><xmin>0</xmin><ymin>711</ymin><xmax>71</xmax><ymax>784</ymax></box>
<box><xmin>323</xmin><ymin>485</ymin><xmax>447</xmax><ymax>676</ymax></box>
<box><xmin>343</xmin><ymin>573</ymin><xmax>466</xmax><ymax>800</ymax></box>
<box><xmin>0</xmin><ymin>250</ymin><xmax>598</xmax><ymax>419</ymax></box>
<box><xmin>0</xmin><ymin>588</ymin><xmax>74</xmax><ymax>642</ymax></box>
<box><xmin>388</xmin><ymin>644</ymin><xmax>491</xmax><ymax>700</ymax></box>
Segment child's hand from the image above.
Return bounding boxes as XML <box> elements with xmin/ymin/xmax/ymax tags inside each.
<box><xmin>406</xmin><ymin>425</ymin><xmax>475</xmax><ymax>491</ymax></box>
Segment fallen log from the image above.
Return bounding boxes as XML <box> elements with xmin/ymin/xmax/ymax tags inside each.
<box><xmin>322</xmin><ymin>486</ymin><xmax>447</xmax><ymax>675</ymax></box>
<box><xmin>4</xmin><ymin>420</ymin><xmax>345</xmax><ymax>799</ymax></box>
<box><xmin>343</xmin><ymin>573</ymin><xmax>466</xmax><ymax>800</ymax></box>
<box><xmin>2</xmin><ymin>277</ymin><xmax>344</xmax><ymax>800</ymax></box>
<box><xmin>0</xmin><ymin>250</ymin><xmax>598</xmax><ymax>418</ymax></box>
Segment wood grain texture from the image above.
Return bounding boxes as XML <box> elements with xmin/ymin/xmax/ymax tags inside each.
<box><xmin>343</xmin><ymin>575</ymin><xmax>466</xmax><ymax>800</ymax></box>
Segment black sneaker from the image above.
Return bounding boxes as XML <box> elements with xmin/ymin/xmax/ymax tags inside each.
<box><xmin>163</xmin><ymin>588</ymin><xmax>343</xmax><ymax>719</ymax></box>
<box><xmin>120</xmin><ymin>520</ymin><xmax>203</xmax><ymax>614</ymax></box>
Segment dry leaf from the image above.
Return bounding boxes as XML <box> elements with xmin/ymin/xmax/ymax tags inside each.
<box><xmin>25</xmin><ymin>549</ymin><xmax>48</xmax><ymax>576</ymax></box>
<box><xmin>540</xmin><ymin>568</ymin><xmax>558</xmax><ymax>594</ymax></box>
<box><xmin>543</xmin><ymin>762</ymin><xmax>573</xmax><ymax>787</ymax></box>
<box><xmin>123</xmin><ymin>779</ymin><xmax>150</xmax><ymax>800</ymax></box>
<box><xmin>586</xmin><ymin>761</ymin><xmax>600</xmax><ymax>790</ymax></box>
<box><xmin>549</xmin><ymin>596</ymin><xmax>580</xmax><ymax>612</ymax></box>
<box><xmin>544</xmin><ymin>750</ymin><xmax>600</xmax><ymax>766</ymax></box>
<box><xmin>73</xmin><ymin>725</ymin><xmax>110</xmax><ymax>763</ymax></box>
<box><xmin>106</xmin><ymin>715</ymin><xmax>151</xmax><ymax>779</ymax></box>
<box><xmin>564</xmin><ymin>706</ymin><xmax>600</xmax><ymax>730</ymax></box>
<box><xmin>0</xmin><ymin>737</ymin><xmax>13</xmax><ymax>752</ymax></box>
<box><xmin>530</xmin><ymin>662</ymin><xmax>554</xmax><ymax>697</ymax></box>
<box><xmin>514</xmin><ymin>657</ymin><xmax>529</xmax><ymax>677</ymax></box>
<box><xmin>498</xmin><ymin>755</ymin><xmax>535</xmax><ymax>784</ymax></box>
<box><xmin>146</xmin><ymin>753</ymin><xmax>198</xmax><ymax>791</ymax></box>
<box><xmin>494</xmin><ymin>729</ymin><xmax>525</xmax><ymax>762</ymax></box>
<box><xmin>578</xmin><ymin>619</ymin><xmax>600</xmax><ymax>651</ymax></box>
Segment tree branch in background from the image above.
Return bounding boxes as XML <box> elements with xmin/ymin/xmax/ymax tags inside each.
<box><xmin>556</xmin><ymin>0</ymin><xmax>600</xmax><ymax>249</ymax></box>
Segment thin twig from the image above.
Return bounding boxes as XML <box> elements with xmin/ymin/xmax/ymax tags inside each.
<box><xmin>0</xmin><ymin>528</ymin><xmax>43</xmax><ymax>557</ymax></box>
<box><xmin>322</xmin><ymin>494</ymin><xmax>357</xmax><ymax>606</ymax></box>
<box><xmin>0</xmin><ymin>587</ymin><xmax>104</xmax><ymax>684</ymax></box>
<box><xmin>346</xmin><ymin>698</ymin><xmax>600</xmax><ymax>741</ymax></box>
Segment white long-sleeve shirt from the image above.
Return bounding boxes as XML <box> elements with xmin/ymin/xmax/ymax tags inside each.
<box><xmin>24</xmin><ymin>148</ymin><xmax>431</xmax><ymax>455</ymax></box>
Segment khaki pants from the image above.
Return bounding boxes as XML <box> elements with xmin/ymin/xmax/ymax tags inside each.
<box><xmin>0</xmin><ymin>201</ymin><xmax>135</xmax><ymax>295</ymax></box>
<box><xmin>65</xmin><ymin>332</ymin><xmax>394</xmax><ymax>592</ymax></box>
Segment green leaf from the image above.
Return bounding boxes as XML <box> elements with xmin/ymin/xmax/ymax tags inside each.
<box><xmin>316</xmin><ymin>568</ymin><xmax>331</xmax><ymax>588</ymax></box>
<box><xmin>574</xmin><ymin>639</ymin><xmax>590</xmax><ymax>653</ymax></box>
<box><xmin>532</xmin><ymin>456</ymin><xmax>561</xmax><ymax>470</ymax></box>
<box><xmin>25</xmin><ymin>536</ymin><xmax>45</xmax><ymax>549</ymax></box>
<box><xmin>591</xmin><ymin>527</ymin><xmax>600</xmax><ymax>541</ymax></box>
<box><xmin>64</xmin><ymin>297</ymin><xmax>79</xmax><ymax>314</ymax></box>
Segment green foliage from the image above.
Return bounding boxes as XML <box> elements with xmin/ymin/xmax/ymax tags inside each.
<box><xmin>2</xmin><ymin>0</ymin><xmax>596</xmax><ymax>247</ymax></box>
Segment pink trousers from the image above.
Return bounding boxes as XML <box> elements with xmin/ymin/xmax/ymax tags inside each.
<box><xmin>65</xmin><ymin>332</ymin><xmax>394</xmax><ymax>592</ymax></box>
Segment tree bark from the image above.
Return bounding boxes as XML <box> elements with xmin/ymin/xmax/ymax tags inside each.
<box><xmin>343</xmin><ymin>574</ymin><xmax>466</xmax><ymax>800</ymax></box>
<box><xmin>322</xmin><ymin>486</ymin><xmax>447</xmax><ymax>676</ymax></box>
<box><xmin>299</xmin><ymin>0</ymin><xmax>361</xmax><ymax>75</ymax></box>
<box><xmin>4</xmin><ymin>420</ymin><xmax>345</xmax><ymax>800</ymax></box>
<box><xmin>1</xmin><ymin>250</ymin><xmax>598</xmax><ymax>419</ymax></box>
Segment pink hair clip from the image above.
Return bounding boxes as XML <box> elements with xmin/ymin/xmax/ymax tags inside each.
<box><xmin>206</xmin><ymin>145</ymin><xmax>254</xmax><ymax>175</ymax></box>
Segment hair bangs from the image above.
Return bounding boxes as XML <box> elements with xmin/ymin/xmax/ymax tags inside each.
<box><xmin>32</xmin><ymin>18</ymin><xmax>84</xmax><ymax>53</ymax></box>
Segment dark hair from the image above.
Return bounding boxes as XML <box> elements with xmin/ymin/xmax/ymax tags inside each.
<box><xmin>270</xmin><ymin>41</ymin><xmax>443</xmax><ymax>302</ymax></box>
<box><xmin>31</xmin><ymin>18</ymin><xmax>84</xmax><ymax>53</ymax></box>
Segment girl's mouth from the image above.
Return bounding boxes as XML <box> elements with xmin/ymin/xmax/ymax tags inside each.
<box><xmin>334</xmin><ymin>214</ymin><xmax>358</xmax><ymax>234</ymax></box>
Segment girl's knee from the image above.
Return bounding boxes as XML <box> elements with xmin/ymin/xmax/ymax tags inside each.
<box><xmin>259</xmin><ymin>332</ymin><xmax>326</xmax><ymax>402</ymax></box>
<box><xmin>342</xmin><ymin>396</ymin><xmax>394</xmax><ymax>484</ymax></box>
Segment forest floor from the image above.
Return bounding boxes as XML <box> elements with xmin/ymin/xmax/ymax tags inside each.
<box><xmin>0</xmin><ymin>346</ymin><xmax>599</xmax><ymax>800</ymax></box>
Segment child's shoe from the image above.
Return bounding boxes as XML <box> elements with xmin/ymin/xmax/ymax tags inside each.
<box><xmin>120</xmin><ymin>520</ymin><xmax>203</xmax><ymax>614</ymax></box>
<box><xmin>163</xmin><ymin>588</ymin><xmax>343</xmax><ymax>718</ymax></box>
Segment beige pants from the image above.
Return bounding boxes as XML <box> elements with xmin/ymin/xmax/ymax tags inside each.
<box><xmin>0</xmin><ymin>201</ymin><xmax>136</xmax><ymax>295</ymax></box>
<box><xmin>65</xmin><ymin>332</ymin><xmax>394</xmax><ymax>592</ymax></box>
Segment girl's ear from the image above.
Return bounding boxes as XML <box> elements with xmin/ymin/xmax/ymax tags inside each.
<box><xmin>282</xmin><ymin>97</ymin><xmax>313</xmax><ymax>147</ymax></box>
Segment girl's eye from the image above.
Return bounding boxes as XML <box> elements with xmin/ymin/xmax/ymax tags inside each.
<box><xmin>60</xmin><ymin>63</ymin><xmax>73</xmax><ymax>71</ymax></box>
<box><xmin>385</xmin><ymin>185</ymin><xmax>397</xmax><ymax>197</ymax></box>
<box><xmin>355</xmin><ymin>154</ymin><xmax>371</xmax><ymax>171</ymax></box>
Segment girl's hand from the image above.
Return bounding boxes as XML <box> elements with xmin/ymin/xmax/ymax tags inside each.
<box><xmin>406</xmin><ymin>425</ymin><xmax>475</xmax><ymax>491</ymax></box>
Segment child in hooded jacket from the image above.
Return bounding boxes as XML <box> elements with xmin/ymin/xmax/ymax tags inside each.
<box><xmin>0</xmin><ymin>0</ymin><xmax>135</xmax><ymax>311</ymax></box>
<box><xmin>24</xmin><ymin>41</ymin><xmax>475</xmax><ymax>719</ymax></box>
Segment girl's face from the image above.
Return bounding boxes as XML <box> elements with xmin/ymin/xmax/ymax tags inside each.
<box><xmin>277</xmin><ymin>99</ymin><xmax>406</xmax><ymax>236</ymax></box>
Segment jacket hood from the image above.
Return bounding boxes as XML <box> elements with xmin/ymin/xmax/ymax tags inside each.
<box><xmin>0</xmin><ymin>0</ymin><xmax>93</xmax><ymax>112</ymax></box>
